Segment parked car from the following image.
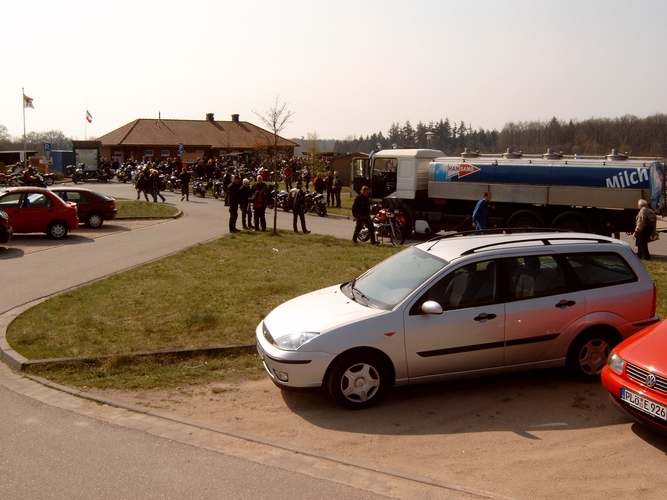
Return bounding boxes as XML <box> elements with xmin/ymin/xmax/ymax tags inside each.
<box><xmin>256</xmin><ymin>231</ymin><xmax>659</xmax><ymax>409</ymax></box>
<box><xmin>50</xmin><ymin>187</ymin><xmax>117</xmax><ymax>228</ymax></box>
<box><xmin>601</xmin><ymin>320</ymin><xmax>667</xmax><ymax>435</ymax></box>
<box><xmin>0</xmin><ymin>209</ymin><xmax>12</xmax><ymax>244</ymax></box>
<box><xmin>0</xmin><ymin>187</ymin><xmax>78</xmax><ymax>239</ymax></box>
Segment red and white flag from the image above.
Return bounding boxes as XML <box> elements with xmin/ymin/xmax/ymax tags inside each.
<box><xmin>23</xmin><ymin>93</ymin><xmax>34</xmax><ymax>109</ymax></box>
<box><xmin>86</xmin><ymin>110</ymin><xmax>93</xmax><ymax>123</ymax></box>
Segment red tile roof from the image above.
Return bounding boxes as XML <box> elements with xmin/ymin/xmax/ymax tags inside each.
<box><xmin>97</xmin><ymin>118</ymin><xmax>299</xmax><ymax>150</ymax></box>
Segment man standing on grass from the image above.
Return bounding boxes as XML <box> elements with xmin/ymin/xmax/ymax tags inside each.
<box><xmin>292</xmin><ymin>181</ymin><xmax>310</xmax><ymax>234</ymax></box>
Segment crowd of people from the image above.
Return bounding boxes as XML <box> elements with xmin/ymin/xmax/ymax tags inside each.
<box><xmin>108</xmin><ymin>154</ymin><xmax>345</xmax><ymax>235</ymax></box>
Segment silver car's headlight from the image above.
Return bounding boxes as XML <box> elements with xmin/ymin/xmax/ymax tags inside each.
<box><xmin>274</xmin><ymin>332</ymin><xmax>319</xmax><ymax>351</ymax></box>
<box><xmin>607</xmin><ymin>352</ymin><xmax>626</xmax><ymax>375</ymax></box>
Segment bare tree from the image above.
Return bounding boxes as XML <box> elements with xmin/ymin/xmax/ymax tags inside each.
<box><xmin>253</xmin><ymin>94</ymin><xmax>295</xmax><ymax>234</ymax></box>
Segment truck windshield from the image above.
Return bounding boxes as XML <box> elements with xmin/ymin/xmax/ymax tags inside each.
<box><xmin>350</xmin><ymin>247</ymin><xmax>448</xmax><ymax>310</ymax></box>
<box><xmin>372</xmin><ymin>158</ymin><xmax>398</xmax><ymax>199</ymax></box>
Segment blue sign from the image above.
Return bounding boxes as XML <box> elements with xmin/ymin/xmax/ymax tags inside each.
<box><xmin>44</xmin><ymin>143</ymin><xmax>52</xmax><ymax>152</ymax></box>
<box><xmin>178</xmin><ymin>143</ymin><xmax>184</xmax><ymax>155</ymax></box>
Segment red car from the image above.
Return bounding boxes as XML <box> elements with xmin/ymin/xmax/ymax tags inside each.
<box><xmin>0</xmin><ymin>209</ymin><xmax>12</xmax><ymax>244</ymax></box>
<box><xmin>0</xmin><ymin>187</ymin><xmax>79</xmax><ymax>239</ymax></box>
<box><xmin>602</xmin><ymin>320</ymin><xmax>667</xmax><ymax>435</ymax></box>
<box><xmin>50</xmin><ymin>187</ymin><xmax>117</xmax><ymax>228</ymax></box>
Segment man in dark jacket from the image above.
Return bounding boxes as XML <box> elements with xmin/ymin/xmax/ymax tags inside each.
<box><xmin>292</xmin><ymin>181</ymin><xmax>310</xmax><ymax>234</ymax></box>
<box><xmin>352</xmin><ymin>186</ymin><xmax>377</xmax><ymax>244</ymax></box>
<box><xmin>227</xmin><ymin>176</ymin><xmax>242</xmax><ymax>233</ymax></box>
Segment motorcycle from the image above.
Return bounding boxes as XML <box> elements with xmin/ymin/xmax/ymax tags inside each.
<box><xmin>21</xmin><ymin>168</ymin><xmax>47</xmax><ymax>187</ymax></box>
<box><xmin>305</xmin><ymin>191</ymin><xmax>327</xmax><ymax>217</ymax></box>
<box><xmin>115</xmin><ymin>165</ymin><xmax>133</xmax><ymax>183</ymax></box>
<box><xmin>192</xmin><ymin>177</ymin><xmax>207</xmax><ymax>198</ymax></box>
<box><xmin>212</xmin><ymin>178</ymin><xmax>226</xmax><ymax>200</ymax></box>
<box><xmin>166</xmin><ymin>173</ymin><xmax>181</xmax><ymax>192</ymax></box>
<box><xmin>67</xmin><ymin>164</ymin><xmax>89</xmax><ymax>184</ymax></box>
<box><xmin>358</xmin><ymin>203</ymin><xmax>407</xmax><ymax>245</ymax></box>
<box><xmin>277</xmin><ymin>190</ymin><xmax>291</xmax><ymax>212</ymax></box>
<box><xmin>1</xmin><ymin>172</ymin><xmax>24</xmax><ymax>186</ymax></box>
<box><xmin>42</xmin><ymin>172</ymin><xmax>55</xmax><ymax>185</ymax></box>
<box><xmin>96</xmin><ymin>167</ymin><xmax>110</xmax><ymax>183</ymax></box>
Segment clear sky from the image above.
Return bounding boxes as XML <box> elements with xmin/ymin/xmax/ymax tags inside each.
<box><xmin>3</xmin><ymin>0</ymin><xmax>667</xmax><ymax>143</ymax></box>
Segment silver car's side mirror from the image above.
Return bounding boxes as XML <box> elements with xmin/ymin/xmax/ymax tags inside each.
<box><xmin>421</xmin><ymin>300</ymin><xmax>443</xmax><ymax>315</ymax></box>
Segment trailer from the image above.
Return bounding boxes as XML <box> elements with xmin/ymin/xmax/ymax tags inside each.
<box><xmin>352</xmin><ymin>148</ymin><xmax>666</xmax><ymax>237</ymax></box>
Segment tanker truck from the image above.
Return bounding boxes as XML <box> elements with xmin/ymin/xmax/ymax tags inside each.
<box><xmin>351</xmin><ymin>148</ymin><xmax>666</xmax><ymax>236</ymax></box>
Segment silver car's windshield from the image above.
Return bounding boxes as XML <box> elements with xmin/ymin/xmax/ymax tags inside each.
<box><xmin>350</xmin><ymin>247</ymin><xmax>448</xmax><ymax>310</ymax></box>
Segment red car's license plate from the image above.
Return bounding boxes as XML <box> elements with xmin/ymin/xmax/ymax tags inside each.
<box><xmin>621</xmin><ymin>387</ymin><xmax>667</xmax><ymax>421</ymax></box>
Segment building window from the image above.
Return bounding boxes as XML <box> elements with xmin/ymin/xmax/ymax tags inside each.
<box><xmin>145</xmin><ymin>150</ymin><xmax>154</xmax><ymax>157</ymax></box>
<box><xmin>161</xmin><ymin>150</ymin><xmax>170</xmax><ymax>157</ymax></box>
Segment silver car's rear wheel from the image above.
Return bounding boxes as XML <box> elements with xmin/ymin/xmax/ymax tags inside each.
<box><xmin>327</xmin><ymin>352</ymin><xmax>389</xmax><ymax>409</ymax></box>
<box><xmin>568</xmin><ymin>330</ymin><xmax>616</xmax><ymax>381</ymax></box>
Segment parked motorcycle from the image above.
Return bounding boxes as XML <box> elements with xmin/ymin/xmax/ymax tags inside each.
<box><xmin>42</xmin><ymin>172</ymin><xmax>55</xmax><ymax>185</ymax></box>
<box><xmin>166</xmin><ymin>173</ymin><xmax>181</xmax><ymax>192</ymax></box>
<box><xmin>277</xmin><ymin>190</ymin><xmax>291</xmax><ymax>212</ymax></box>
<box><xmin>67</xmin><ymin>164</ymin><xmax>89</xmax><ymax>183</ymax></box>
<box><xmin>115</xmin><ymin>165</ymin><xmax>133</xmax><ymax>183</ymax></box>
<box><xmin>305</xmin><ymin>191</ymin><xmax>327</xmax><ymax>217</ymax></box>
<box><xmin>96</xmin><ymin>167</ymin><xmax>110</xmax><ymax>183</ymax></box>
<box><xmin>212</xmin><ymin>178</ymin><xmax>226</xmax><ymax>200</ymax></box>
<box><xmin>192</xmin><ymin>177</ymin><xmax>207</xmax><ymax>198</ymax></box>
<box><xmin>358</xmin><ymin>203</ymin><xmax>407</xmax><ymax>245</ymax></box>
<box><xmin>21</xmin><ymin>167</ymin><xmax>47</xmax><ymax>187</ymax></box>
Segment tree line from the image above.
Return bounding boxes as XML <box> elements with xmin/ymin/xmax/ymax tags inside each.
<box><xmin>0</xmin><ymin>125</ymin><xmax>73</xmax><ymax>151</ymax></box>
<box><xmin>4</xmin><ymin>112</ymin><xmax>667</xmax><ymax>159</ymax></box>
<box><xmin>333</xmin><ymin>113</ymin><xmax>667</xmax><ymax>158</ymax></box>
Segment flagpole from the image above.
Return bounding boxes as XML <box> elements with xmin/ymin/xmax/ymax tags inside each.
<box><xmin>22</xmin><ymin>87</ymin><xmax>26</xmax><ymax>167</ymax></box>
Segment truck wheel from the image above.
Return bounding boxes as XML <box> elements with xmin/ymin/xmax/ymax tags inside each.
<box><xmin>508</xmin><ymin>212</ymin><xmax>542</xmax><ymax>231</ymax></box>
<box><xmin>556</xmin><ymin>219</ymin><xmax>589</xmax><ymax>233</ymax></box>
<box><xmin>553</xmin><ymin>216</ymin><xmax>589</xmax><ymax>234</ymax></box>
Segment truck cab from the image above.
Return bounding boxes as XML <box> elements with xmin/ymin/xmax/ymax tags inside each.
<box><xmin>352</xmin><ymin>148</ymin><xmax>444</xmax><ymax>200</ymax></box>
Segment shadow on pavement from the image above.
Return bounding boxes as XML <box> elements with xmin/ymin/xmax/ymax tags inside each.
<box><xmin>280</xmin><ymin>368</ymin><xmax>633</xmax><ymax>439</ymax></box>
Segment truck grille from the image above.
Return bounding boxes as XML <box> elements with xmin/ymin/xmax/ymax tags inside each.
<box><xmin>626</xmin><ymin>363</ymin><xmax>667</xmax><ymax>394</ymax></box>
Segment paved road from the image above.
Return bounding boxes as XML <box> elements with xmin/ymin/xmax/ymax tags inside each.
<box><xmin>0</xmin><ymin>373</ymin><xmax>391</xmax><ymax>500</ymax></box>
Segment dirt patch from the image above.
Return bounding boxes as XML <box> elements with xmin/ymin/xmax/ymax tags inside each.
<box><xmin>86</xmin><ymin>369</ymin><xmax>667</xmax><ymax>499</ymax></box>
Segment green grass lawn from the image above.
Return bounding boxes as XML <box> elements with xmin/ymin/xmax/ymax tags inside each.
<box><xmin>8</xmin><ymin>231</ymin><xmax>400</xmax><ymax>389</ymax></box>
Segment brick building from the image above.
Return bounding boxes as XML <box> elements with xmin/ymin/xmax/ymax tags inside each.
<box><xmin>97</xmin><ymin>113</ymin><xmax>298</xmax><ymax>164</ymax></box>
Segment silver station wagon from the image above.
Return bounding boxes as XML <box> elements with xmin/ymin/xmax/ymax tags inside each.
<box><xmin>256</xmin><ymin>232</ymin><xmax>659</xmax><ymax>409</ymax></box>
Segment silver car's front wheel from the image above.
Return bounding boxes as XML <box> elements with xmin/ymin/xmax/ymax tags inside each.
<box><xmin>327</xmin><ymin>352</ymin><xmax>389</xmax><ymax>409</ymax></box>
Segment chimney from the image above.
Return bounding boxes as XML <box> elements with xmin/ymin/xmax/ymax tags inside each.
<box><xmin>206</xmin><ymin>113</ymin><xmax>214</xmax><ymax>122</ymax></box>
<box><xmin>231</xmin><ymin>114</ymin><xmax>240</xmax><ymax>123</ymax></box>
